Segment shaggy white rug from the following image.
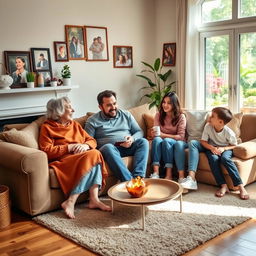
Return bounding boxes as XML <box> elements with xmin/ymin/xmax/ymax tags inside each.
<box><xmin>34</xmin><ymin>183</ymin><xmax>256</xmax><ymax>256</ymax></box>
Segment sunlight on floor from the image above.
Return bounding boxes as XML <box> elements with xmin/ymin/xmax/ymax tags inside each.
<box><xmin>147</xmin><ymin>200</ymin><xmax>256</xmax><ymax>218</ymax></box>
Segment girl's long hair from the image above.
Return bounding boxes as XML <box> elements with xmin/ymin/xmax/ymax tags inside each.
<box><xmin>159</xmin><ymin>92</ymin><xmax>182</xmax><ymax>126</ymax></box>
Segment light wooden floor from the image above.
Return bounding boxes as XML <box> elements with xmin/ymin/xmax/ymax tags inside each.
<box><xmin>0</xmin><ymin>211</ymin><xmax>256</xmax><ymax>256</ymax></box>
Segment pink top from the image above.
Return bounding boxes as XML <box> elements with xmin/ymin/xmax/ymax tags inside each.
<box><xmin>154</xmin><ymin>112</ymin><xmax>186</xmax><ymax>141</ymax></box>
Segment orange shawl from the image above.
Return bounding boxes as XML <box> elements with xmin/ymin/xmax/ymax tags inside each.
<box><xmin>39</xmin><ymin>119</ymin><xmax>108</xmax><ymax>195</ymax></box>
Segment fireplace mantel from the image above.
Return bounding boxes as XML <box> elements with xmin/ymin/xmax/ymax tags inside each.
<box><xmin>0</xmin><ymin>85</ymin><xmax>79</xmax><ymax>120</ymax></box>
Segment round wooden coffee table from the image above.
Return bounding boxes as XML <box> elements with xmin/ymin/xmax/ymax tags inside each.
<box><xmin>107</xmin><ymin>178</ymin><xmax>183</xmax><ymax>230</ymax></box>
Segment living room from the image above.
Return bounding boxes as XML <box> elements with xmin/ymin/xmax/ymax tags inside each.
<box><xmin>0</xmin><ymin>0</ymin><xmax>256</xmax><ymax>255</ymax></box>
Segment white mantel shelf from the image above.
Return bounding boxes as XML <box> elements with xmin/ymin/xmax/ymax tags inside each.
<box><xmin>0</xmin><ymin>85</ymin><xmax>79</xmax><ymax>94</ymax></box>
<box><xmin>0</xmin><ymin>85</ymin><xmax>79</xmax><ymax>120</ymax></box>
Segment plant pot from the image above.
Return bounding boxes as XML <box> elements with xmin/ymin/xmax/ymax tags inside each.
<box><xmin>27</xmin><ymin>82</ymin><xmax>34</xmax><ymax>88</ymax></box>
<box><xmin>50</xmin><ymin>81</ymin><xmax>57</xmax><ymax>87</ymax></box>
<box><xmin>63</xmin><ymin>78</ymin><xmax>71</xmax><ymax>86</ymax></box>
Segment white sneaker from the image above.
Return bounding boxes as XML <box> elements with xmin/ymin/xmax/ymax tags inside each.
<box><xmin>150</xmin><ymin>173</ymin><xmax>160</xmax><ymax>179</ymax></box>
<box><xmin>178</xmin><ymin>178</ymin><xmax>186</xmax><ymax>184</ymax></box>
<box><xmin>180</xmin><ymin>176</ymin><xmax>198</xmax><ymax>190</ymax></box>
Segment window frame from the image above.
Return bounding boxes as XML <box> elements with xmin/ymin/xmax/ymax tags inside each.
<box><xmin>198</xmin><ymin>0</ymin><xmax>256</xmax><ymax>112</ymax></box>
<box><xmin>200</xmin><ymin>0</ymin><xmax>256</xmax><ymax>28</ymax></box>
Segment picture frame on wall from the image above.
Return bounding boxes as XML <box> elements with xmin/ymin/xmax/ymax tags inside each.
<box><xmin>54</xmin><ymin>41</ymin><xmax>69</xmax><ymax>62</ymax></box>
<box><xmin>31</xmin><ymin>48</ymin><xmax>52</xmax><ymax>72</ymax></box>
<box><xmin>84</xmin><ymin>26</ymin><xmax>109</xmax><ymax>61</ymax></box>
<box><xmin>65</xmin><ymin>25</ymin><xmax>86</xmax><ymax>60</ymax></box>
<box><xmin>113</xmin><ymin>45</ymin><xmax>133</xmax><ymax>68</ymax></box>
<box><xmin>162</xmin><ymin>43</ymin><xmax>176</xmax><ymax>66</ymax></box>
<box><xmin>4</xmin><ymin>51</ymin><xmax>32</xmax><ymax>87</ymax></box>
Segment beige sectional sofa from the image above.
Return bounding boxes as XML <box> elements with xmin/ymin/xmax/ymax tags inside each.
<box><xmin>0</xmin><ymin>104</ymin><xmax>256</xmax><ymax>216</ymax></box>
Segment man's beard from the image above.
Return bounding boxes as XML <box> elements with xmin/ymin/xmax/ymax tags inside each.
<box><xmin>103</xmin><ymin>108</ymin><xmax>117</xmax><ymax>118</ymax></box>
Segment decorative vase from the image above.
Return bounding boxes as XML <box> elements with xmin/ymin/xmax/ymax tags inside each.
<box><xmin>0</xmin><ymin>63</ymin><xmax>13</xmax><ymax>89</ymax></box>
<box><xmin>0</xmin><ymin>75</ymin><xmax>13</xmax><ymax>89</ymax></box>
<box><xmin>37</xmin><ymin>73</ymin><xmax>44</xmax><ymax>87</ymax></box>
<box><xmin>63</xmin><ymin>78</ymin><xmax>71</xmax><ymax>86</ymax></box>
<box><xmin>27</xmin><ymin>82</ymin><xmax>34</xmax><ymax>88</ymax></box>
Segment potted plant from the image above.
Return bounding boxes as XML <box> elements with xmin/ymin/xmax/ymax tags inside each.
<box><xmin>26</xmin><ymin>72</ymin><xmax>35</xmax><ymax>88</ymax></box>
<box><xmin>61</xmin><ymin>64</ymin><xmax>71</xmax><ymax>86</ymax></box>
<box><xmin>137</xmin><ymin>58</ymin><xmax>175</xmax><ymax>109</ymax></box>
<box><xmin>50</xmin><ymin>77</ymin><xmax>58</xmax><ymax>87</ymax></box>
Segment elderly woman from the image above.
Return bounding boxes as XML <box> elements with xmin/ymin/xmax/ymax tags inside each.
<box><xmin>39</xmin><ymin>97</ymin><xmax>111</xmax><ymax>219</ymax></box>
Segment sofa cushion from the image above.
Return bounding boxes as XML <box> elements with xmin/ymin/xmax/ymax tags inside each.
<box><xmin>128</xmin><ymin>104</ymin><xmax>157</xmax><ymax>136</ymax></box>
<box><xmin>226</xmin><ymin>112</ymin><xmax>243</xmax><ymax>144</ymax></box>
<box><xmin>0</xmin><ymin>120</ymin><xmax>40</xmax><ymax>149</ymax></box>
<box><xmin>142</xmin><ymin>113</ymin><xmax>154</xmax><ymax>140</ymax></box>
<box><xmin>233</xmin><ymin>138</ymin><xmax>256</xmax><ymax>160</ymax></box>
<box><xmin>185</xmin><ymin>110</ymin><xmax>209</xmax><ymax>142</ymax></box>
<box><xmin>74</xmin><ymin>112</ymin><xmax>94</xmax><ymax>128</ymax></box>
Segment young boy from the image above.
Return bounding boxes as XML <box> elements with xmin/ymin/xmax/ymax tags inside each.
<box><xmin>200</xmin><ymin>107</ymin><xmax>249</xmax><ymax>200</ymax></box>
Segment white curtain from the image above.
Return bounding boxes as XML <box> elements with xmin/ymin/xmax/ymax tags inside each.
<box><xmin>185</xmin><ymin>0</ymin><xmax>202</xmax><ymax>109</ymax></box>
<box><xmin>176</xmin><ymin>0</ymin><xmax>187</xmax><ymax>108</ymax></box>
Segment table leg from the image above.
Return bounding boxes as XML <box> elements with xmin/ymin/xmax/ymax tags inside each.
<box><xmin>111</xmin><ymin>200</ymin><xmax>114</xmax><ymax>214</ymax></box>
<box><xmin>180</xmin><ymin>194</ymin><xmax>182</xmax><ymax>213</ymax></box>
<box><xmin>141</xmin><ymin>204</ymin><xmax>145</xmax><ymax>230</ymax></box>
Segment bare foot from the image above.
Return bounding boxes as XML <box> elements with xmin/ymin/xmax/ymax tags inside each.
<box><xmin>164</xmin><ymin>175</ymin><xmax>172</xmax><ymax>180</ymax></box>
<box><xmin>239</xmin><ymin>186</ymin><xmax>249</xmax><ymax>200</ymax></box>
<box><xmin>215</xmin><ymin>185</ymin><xmax>230</xmax><ymax>197</ymax></box>
<box><xmin>61</xmin><ymin>200</ymin><xmax>75</xmax><ymax>219</ymax></box>
<box><xmin>88</xmin><ymin>200</ymin><xmax>112</xmax><ymax>212</ymax></box>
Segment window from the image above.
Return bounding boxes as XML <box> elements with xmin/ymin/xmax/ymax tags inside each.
<box><xmin>240</xmin><ymin>0</ymin><xmax>256</xmax><ymax>18</ymax></box>
<box><xmin>202</xmin><ymin>0</ymin><xmax>232</xmax><ymax>23</ymax></box>
<box><xmin>199</xmin><ymin>0</ymin><xmax>256</xmax><ymax>113</ymax></box>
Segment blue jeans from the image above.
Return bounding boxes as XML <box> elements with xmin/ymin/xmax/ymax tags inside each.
<box><xmin>99</xmin><ymin>138</ymin><xmax>149</xmax><ymax>182</ymax></box>
<box><xmin>205</xmin><ymin>149</ymin><xmax>243</xmax><ymax>187</ymax></box>
<box><xmin>188</xmin><ymin>140</ymin><xmax>206</xmax><ymax>171</ymax></box>
<box><xmin>174</xmin><ymin>141</ymin><xmax>187</xmax><ymax>171</ymax></box>
<box><xmin>173</xmin><ymin>140</ymin><xmax>205</xmax><ymax>172</ymax></box>
<box><xmin>71</xmin><ymin>164</ymin><xmax>102</xmax><ymax>195</ymax></box>
<box><xmin>151</xmin><ymin>137</ymin><xmax>176</xmax><ymax>168</ymax></box>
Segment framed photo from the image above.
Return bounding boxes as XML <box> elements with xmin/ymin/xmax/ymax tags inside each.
<box><xmin>65</xmin><ymin>25</ymin><xmax>86</xmax><ymax>60</ymax></box>
<box><xmin>113</xmin><ymin>46</ymin><xmax>133</xmax><ymax>68</ymax></box>
<box><xmin>31</xmin><ymin>48</ymin><xmax>52</xmax><ymax>72</ymax></box>
<box><xmin>54</xmin><ymin>41</ymin><xmax>69</xmax><ymax>62</ymax></box>
<box><xmin>162</xmin><ymin>43</ymin><xmax>176</xmax><ymax>66</ymax></box>
<box><xmin>4</xmin><ymin>51</ymin><xmax>32</xmax><ymax>87</ymax></box>
<box><xmin>84</xmin><ymin>26</ymin><xmax>109</xmax><ymax>61</ymax></box>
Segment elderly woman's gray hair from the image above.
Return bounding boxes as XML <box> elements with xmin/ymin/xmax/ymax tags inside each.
<box><xmin>46</xmin><ymin>97</ymin><xmax>71</xmax><ymax>120</ymax></box>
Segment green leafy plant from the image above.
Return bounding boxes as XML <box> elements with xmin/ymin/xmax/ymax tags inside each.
<box><xmin>26</xmin><ymin>72</ymin><xmax>35</xmax><ymax>82</ymax></box>
<box><xmin>137</xmin><ymin>58</ymin><xmax>175</xmax><ymax>109</ymax></box>
<box><xmin>61</xmin><ymin>65</ymin><xmax>71</xmax><ymax>78</ymax></box>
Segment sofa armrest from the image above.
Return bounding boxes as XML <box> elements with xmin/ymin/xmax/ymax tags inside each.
<box><xmin>0</xmin><ymin>141</ymin><xmax>48</xmax><ymax>174</ymax></box>
<box><xmin>0</xmin><ymin>141</ymin><xmax>51</xmax><ymax>215</ymax></box>
<box><xmin>233</xmin><ymin>139</ymin><xmax>256</xmax><ymax>160</ymax></box>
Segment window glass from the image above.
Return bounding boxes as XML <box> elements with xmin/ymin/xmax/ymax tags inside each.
<box><xmin>202</xmin><ymin>0</ymin><xmax>232</xmax><ymax>23</ymax></box>
<box><xmin>240</xmin><ymin>0</ymin><xmax>256</xmax><ymax>18</ymax></box>
<box><xmin>205</xmin><ymin>35</ymin><xmax>229</xmax><ymax>109</ymax></box>
<box><xmin>240</xmin><ymin>32</ymin><xmax>256</xmax><ymax>112</ymax></box>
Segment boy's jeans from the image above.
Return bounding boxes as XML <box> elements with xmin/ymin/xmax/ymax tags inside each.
<box><xmin>205</xmin><ymin>149</ymin><xmax>242</xmax><ymax>186</ymax></box>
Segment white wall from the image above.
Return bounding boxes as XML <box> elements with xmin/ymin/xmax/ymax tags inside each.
<box><xmin>0</xmin><ymin>0</ymin><xmax>176</xmax><ymax>117</ymax></box>
<box><xmin>155</xmin><ymin>0</ymin><xmax>177</xmax><ymax>91</ymax></box>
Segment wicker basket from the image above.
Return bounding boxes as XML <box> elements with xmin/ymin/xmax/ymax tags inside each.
<box><xmin>0</xmin><ymin>185</ymin><xmax>11</xmax><ymax>229</ymax></box>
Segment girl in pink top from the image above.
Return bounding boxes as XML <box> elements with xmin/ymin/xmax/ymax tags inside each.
<box><xmin>150</xmin><ymin>92</ymin><xmax>186</xmax><ymax>180</ymax></box>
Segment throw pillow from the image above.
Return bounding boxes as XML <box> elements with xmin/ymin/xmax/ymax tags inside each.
<box><xmin>226</xmin><ymin>112</ymin><xmax>243</xmax><ymax>144</ymax></box>
<box><xmin>185</xmin><ymin>110</ymin><xmax>209</xmax><ymax>142</ymax></box>
<box><xmin>142</xmin><ymin>113</ymin><xmax>154</xmax><ymax>140</ymax></box>
<box><xmin>0</xmin><ymin>120</ymin><xmax>39</xmax><ymax>149</ymax></box>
